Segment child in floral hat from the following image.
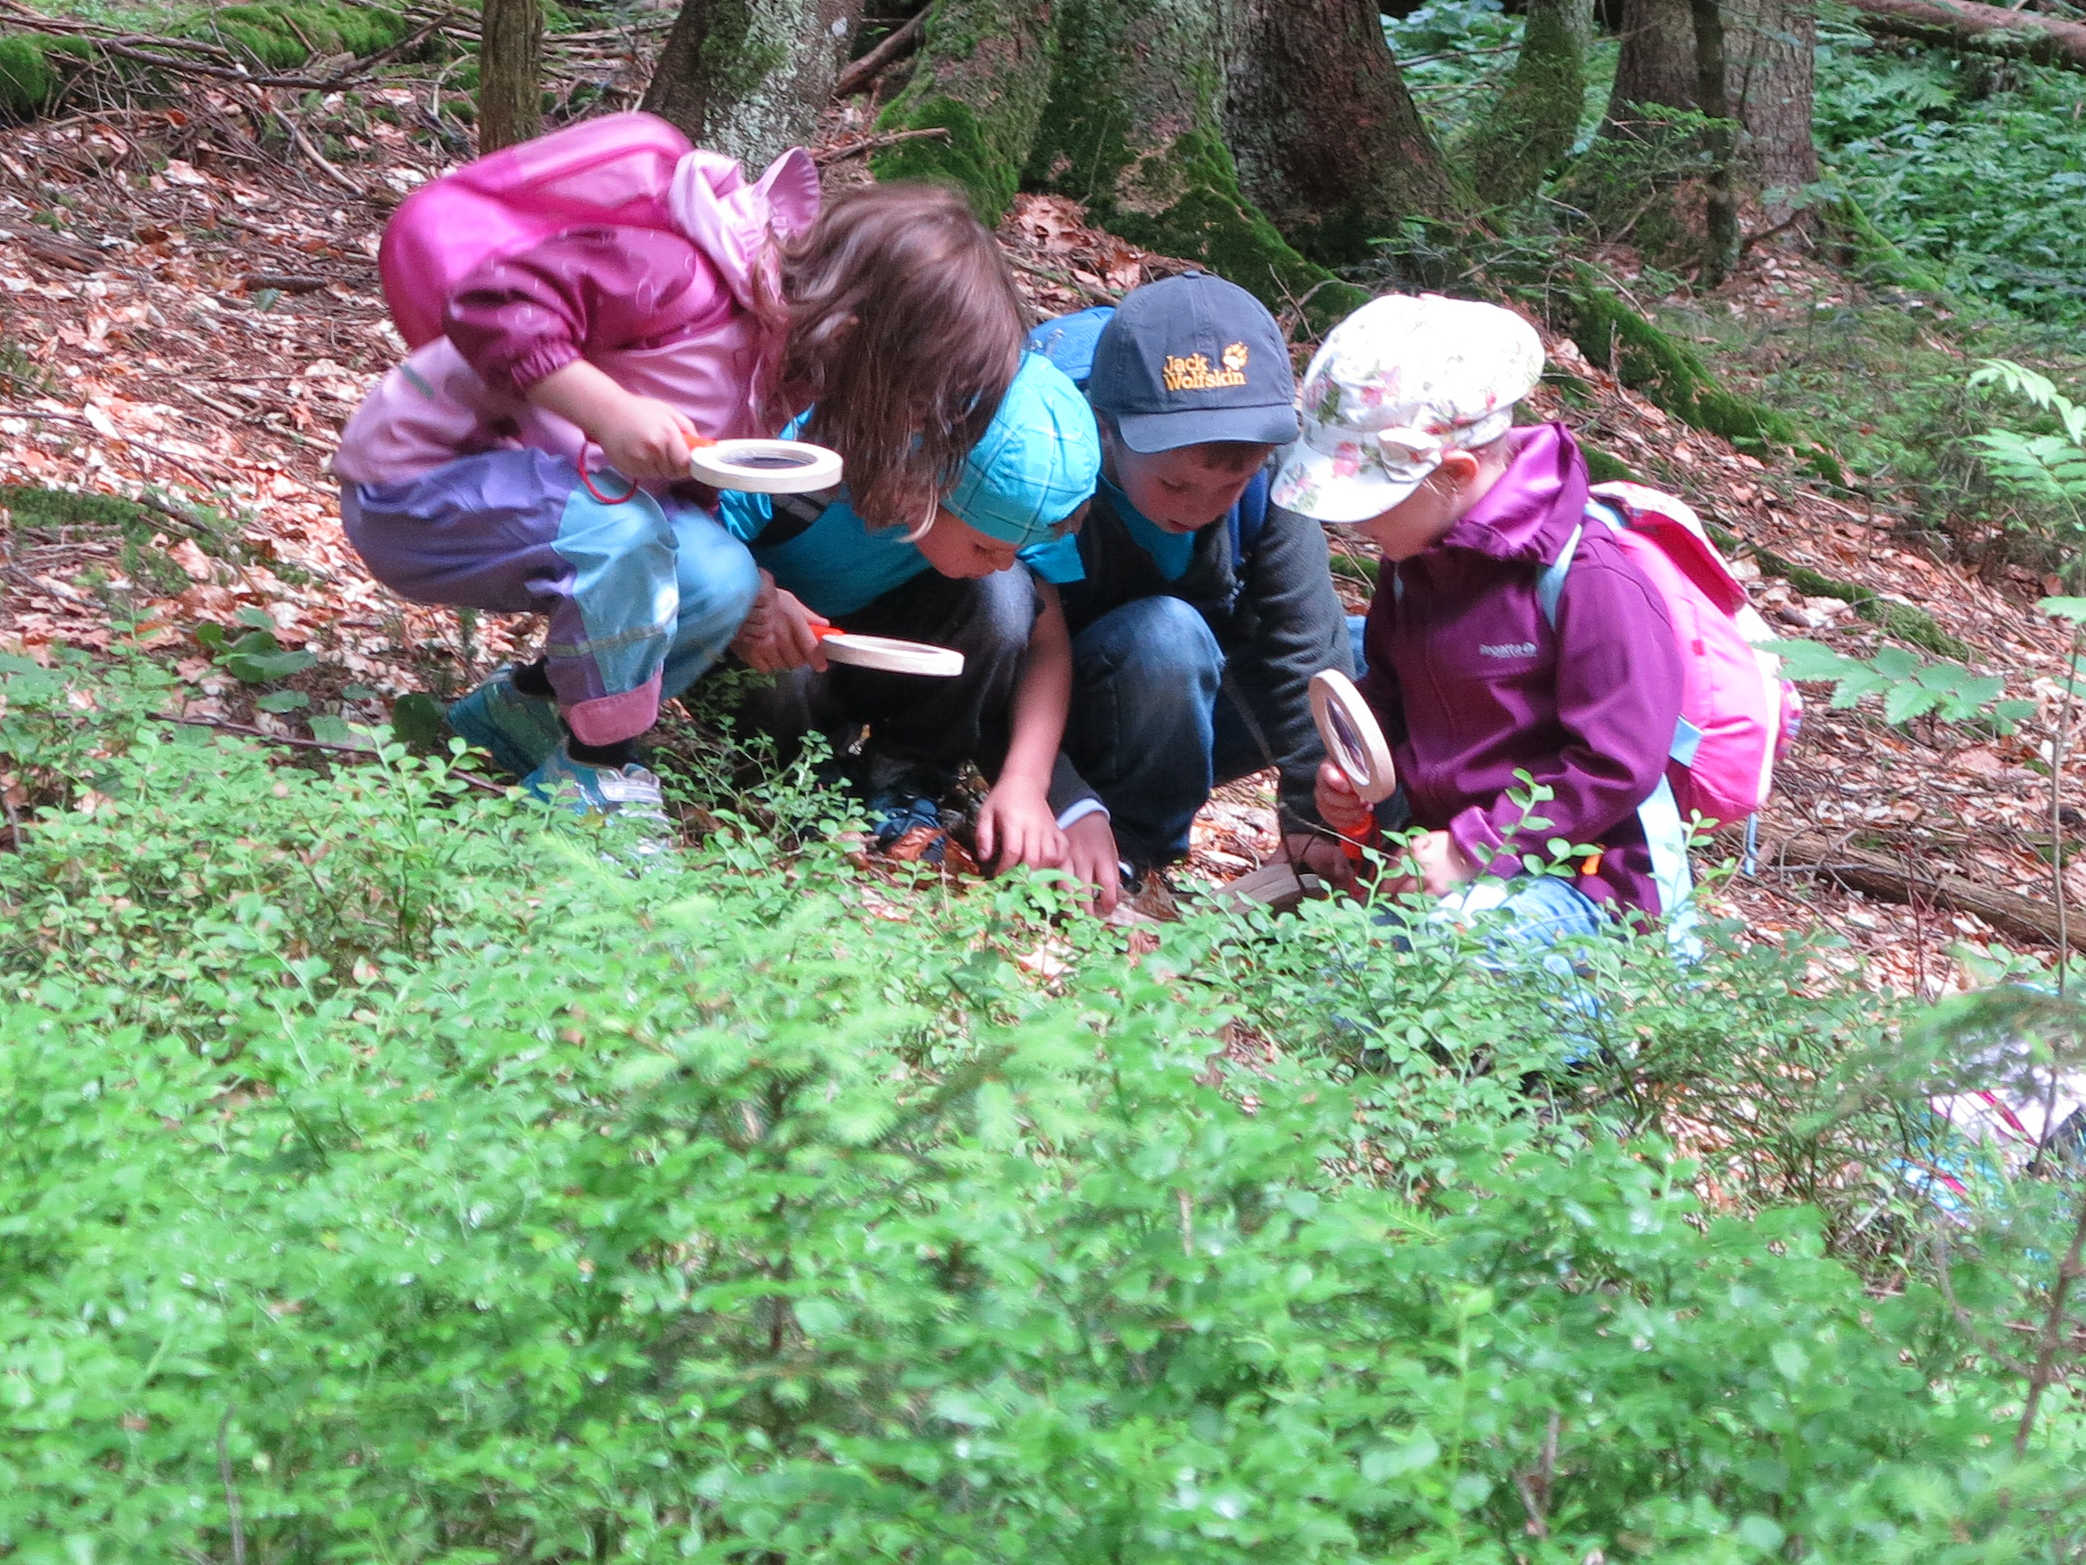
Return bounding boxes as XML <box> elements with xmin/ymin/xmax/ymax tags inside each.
<box><xmin>1273</xmin><ymin>293</ymin><xmax>1689</xmax><ymax>935</ymax></box>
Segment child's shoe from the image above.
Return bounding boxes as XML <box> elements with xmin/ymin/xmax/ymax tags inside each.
<box><xmin>525</xmin><ymin>742</ymin><xmax>672</xmax><ymax>847</ymax></box>
<box><xmin>448</xmin><ymin>667</ymin><xmax>563</xmax><ymax>778</ymax></box>
<box><xmin>868</xmin><ymin>791</ymin><xmax>947</xmax><ymax>866</ymax></box>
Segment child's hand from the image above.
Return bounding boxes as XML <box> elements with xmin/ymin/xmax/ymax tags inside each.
<box><xmin>595</xmin><ymin>393</ymin><xmax>699</xmax><ymax>481</ymax></box>
<box><xmin>1314</xmin><ymin>761</ymin><xmax>1374</xmax><ymax>840</ymax></box>
<box><xmin>1384</xmin><ymin>829</ymin><xmax>1476</xmax><ymax>898</ymax></box>
<box><xmin>1284</xmin><ymin>829</ymin><xmax>1357</xmax><ymax>895</ymax></box>
<box><xmin>1063</xmin><ymin>812</ymin><xmax>1122</xmax><ymax>915</ymax></box>
<box><xmin>731</xmin><ymin>572</ymin><xmax>831</xmax><ymax>673</ymax></box>
<box><xmin>976</xmin><ymin>777</ymin><xmax>1066</xmax><ymax>876</ymax></box>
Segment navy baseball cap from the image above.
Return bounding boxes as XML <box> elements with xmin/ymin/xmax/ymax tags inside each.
<box><xmin>1087</xmin><ymin>272</ymin><xmax>1300</xmax><ymax>453</ymax></box>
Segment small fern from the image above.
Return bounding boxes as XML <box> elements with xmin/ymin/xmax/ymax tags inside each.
<box><xmin>1970</xmin><ymin>359</ymin><xmax>2086</xmax><ymax>547</ymax></box>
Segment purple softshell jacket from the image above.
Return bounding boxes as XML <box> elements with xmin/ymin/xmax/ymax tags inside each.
<box><xmin>1356</xmin><ymin>422</ymin><xmax>1684</xmax><ymax>917</ymax></box>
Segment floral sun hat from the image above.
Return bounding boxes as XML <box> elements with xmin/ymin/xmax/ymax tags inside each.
<box><xmin>1271</xmin><ymin>294</ymin><xmax>1545</xmax><ymax>525</ymax></box>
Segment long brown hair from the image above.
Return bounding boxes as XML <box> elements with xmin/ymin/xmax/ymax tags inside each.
<box><xmin>779</xmin><ymin>183</ymin><xmax>1024</xmax><ymax>529</ymax></box>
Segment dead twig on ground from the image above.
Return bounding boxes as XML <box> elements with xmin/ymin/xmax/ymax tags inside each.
<box><xmin>834</xmin><ymin>10</ymin><xmax>927</xmax><ymax>99</ymax></box>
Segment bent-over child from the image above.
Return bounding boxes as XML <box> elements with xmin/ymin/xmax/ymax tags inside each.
<box><xmin>1028</xmin><ymin>273</ymin><xmax>1353</xmax><ymax>911</ymax></box>
<box><xmin>724</xmin><ymin>350</ymin><xmax>1100</xmax><ymax>877</ymax></box>
<box><xmin>332</xmin><ymin>118</ymin><xmax>1026</xmax><ymax>826</ymax></box>
<box><xmin>1273</xmin><ymin>294</ymin><xmax>1689</xmax><ymax>938</ymax></box>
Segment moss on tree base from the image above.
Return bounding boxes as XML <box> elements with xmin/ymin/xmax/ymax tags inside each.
<box><xmin>1566</xmin><ymin>280</ymin><xmax>1846</xmax><ymax>485</ymax></box>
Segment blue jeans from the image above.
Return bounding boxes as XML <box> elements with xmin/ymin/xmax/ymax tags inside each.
<box><xmin>1061</xmin><ymin>596</ymin><xmax>1271</xmax><ymax>868</ymax></box>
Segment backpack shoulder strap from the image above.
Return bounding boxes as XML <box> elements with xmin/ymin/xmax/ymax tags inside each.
<box><xmin>1538</xmin><ymin>496</ymin><xmax>1632</xmax><ymax>629</ymax></box>
<box><xmin>1536</xmin><ymin>523</ymin><xmax>1583</xmax><ymax>630</ymax></box>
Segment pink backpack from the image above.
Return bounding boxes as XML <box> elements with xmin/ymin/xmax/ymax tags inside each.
<box><xmin>380</xmin><ymin>112</ymin><xmax>696</xmax><ymax>349</ymax></box>
<box><xmin>1539</xmin><ymin>480</ymin><xmax>1801</xmax><ymax>830</ymax></box>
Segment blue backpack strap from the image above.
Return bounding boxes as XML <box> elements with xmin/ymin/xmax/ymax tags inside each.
<box><xmin>1024</xmin><ymin>306</ymin><xmax>1116</xmax><ymax>391</ymax></box>
<box><xmin>1226</xmin><ymin>469</ymin><xmax>1271</xmax><ymax>563</ymax></box>
<box><xmin>1535</xmin><ymin>523</ymin><xmax>1582</xmax><ymax>630</ymax></box>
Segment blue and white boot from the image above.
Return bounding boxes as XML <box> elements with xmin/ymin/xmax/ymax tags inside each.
<box><xmin>447</xmin><ymin>667</ymin><xmax>564</xmax><ymax>779</ymax></box>
<box><xmin>525</xmin><ymin>741</ymin><xmax>672</xmax><ymax>849</ymax></box>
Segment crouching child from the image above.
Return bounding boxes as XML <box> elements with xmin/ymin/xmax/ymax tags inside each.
<box><xmin>1274</xmin><ymin>294</ymin><xmax>1691</xmax><ymax>940</ymax></box>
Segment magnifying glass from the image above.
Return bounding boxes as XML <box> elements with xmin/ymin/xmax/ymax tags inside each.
<box><xmin>687</xmin><ymin>436</ymin><xmax>843</xmax><ymax>494</ymax></box>
<box><xmin>809</xmin><ymin>624</ymin><xmax>964</xmax><ymax>678</ymax></box>
<box><xmin>1309</xmin><ymin>668</ymin><xmax>1396</xmax><ymax>860</ymax></box>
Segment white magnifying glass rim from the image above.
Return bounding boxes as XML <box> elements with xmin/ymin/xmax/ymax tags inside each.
<box><xmin>1309</xmin><ymin>668</ymin><xmax>1397</xmax><ymax>805</ymax></box>
<box><xmin>818</xmin><ymin>632</ymin><xmax>965</xmax><ymax>677</ymax></box>
<box><xmin>689</xmin><ymin>438</ymin><xmax>844</xmax><ymax>494</ymax></box>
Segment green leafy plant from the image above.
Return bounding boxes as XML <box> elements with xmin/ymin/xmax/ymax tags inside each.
<box><xmin>1774</xmin><ymin>638</ymin><xmax>2035</xmax><ymax>730</ymax></box>
<box><xmin>0</xmin><ymin>675</ymin><xmax>2083</xmax><ymax>1561</ymax></box>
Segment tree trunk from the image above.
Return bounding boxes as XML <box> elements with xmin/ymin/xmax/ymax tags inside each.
<box><xmin>643</xmin><ymin>0</ymin><xmax>864</xmax><ymax>170</ymax></box>
<box><xmin>1458</xmin><ymin>0</ymin><xmax>1592</xmax><ymax>210</ymax></box>
<box><xmin>477</xmin><ymin>0</ymin><xmax>543</xmax><ymax>154</ymax></box>
<box><xmin>878</xmin><ymin>0</ymin><xmax>1376</xmax><ymax>327</ymax></box>
<box><xmin>1841</xmin><ymin>0</ymin><xmax>2086</xmax><ymax>69</ymax></box>
<box><xmin>1225</xmin><ymin>0</ymin><xmax>1467</xmax><ymax>262</ymax></box>
<box><xmin>1729</xmin><ymin>0</ymin><xmax>1818</xmax><ymax>222</ymax></box>
<box><xmin>1690</xmin><ymin>0</ymin><xmax>1738</xmax><ymax>282</ymax></box>
<box><xmin>1604</xmin><ymin>0</ymin><xmax>1699</xmax><ymax>130</ymax></box>
<box><xmin>870</xmin><ymin>0</ymin><xmax>1061</xmax><ymax>219</ymax></box>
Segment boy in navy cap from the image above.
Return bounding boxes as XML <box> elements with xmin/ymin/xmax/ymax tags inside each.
<box><xmin>1029</xmin><ymin>273</ymin><xmax>1354</xmax><ymax>911</ymax></box>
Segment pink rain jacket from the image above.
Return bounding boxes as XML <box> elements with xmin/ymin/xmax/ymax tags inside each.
<box><xmin>334</xmin><ymin>147</ymin><xmax>818</xmax><ymax>485</ymax></box>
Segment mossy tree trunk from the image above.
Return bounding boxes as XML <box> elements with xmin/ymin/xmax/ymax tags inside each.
<box><xmin>644</xmin><ymin>0</ymin><xmax>864</xmax><ymax>170</ymax></box>
<box><xmin>868</xmin><ymin>0</ymin><xmax>1060</xmax><ymax>218</ymax></box>
<box><xmin>1456</xmin><ymin>0</ymin><xmax>1592</xmax><ymax>210</ymax></box>
<box><xmin>478</xmin><ymin>0</ymin><xmax>544</xmax><ymax>154</ymax></box>
<box><xmin>1224</xmin><ymin>0</ymin><xmax>1469</xmax><ymax>263</ymax></box>
<box><xmin>877</xmin><ymin>0</ymin><xmax>1470</xmax><ymax>326</ymax></box>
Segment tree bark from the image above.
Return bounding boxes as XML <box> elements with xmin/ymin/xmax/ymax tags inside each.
<box><xmin>477</xmin><ymin>0</ymin><xmax>543</xmax><ymax>154</ymax></box>
<box><xmin>1729</xmin><ymin>0</ymin><xmax>1818</xmax><ymax>222</ymax></box>
<box><xmin>1226</xmin><ymin>0</ymin><xmax>1468</xmax><ymax>262</ymax></box>
<box><xmin>1458</xmin><ymin>0</ymin><xmax>1592</xmax><ymax>209</ymax></box>
<box><xmin>1690</xmin><ymin>0</ymin><xmax>1738</xmax><ymax>282</ymax></box>
<box><xmin>870</xmin><ymin>0</ymin><xmax>1060</xmax><ymax>219</ymax></box>
<box><xmin>1605</xmin><ymin>0</ymin><xmax>1700</xmax><ymax>130</ymax></box>
<box><xmin>878</xmin><ymin>0</ymin><xmax>1384</xmax><ymax>327</ymax></box>
<box><xmin>1842</xmin><ymin>0</ymin><xmax>2086</xmax><ymax>69</ymax></box>
<box><xmin>644</xmin><ymin>0</ymin><xmax>863</xmax><ymax>171</ymax></box>
<box><xmin>1777</xmin><ymin>829</ymin><xmax>2086</xmax><ymax>954</ymax></box>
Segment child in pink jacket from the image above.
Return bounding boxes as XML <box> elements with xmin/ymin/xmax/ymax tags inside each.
<box><xmin>334</xmin><ymin>124</ymin><xmax>1027</xmax><ymax>826</ymax></box>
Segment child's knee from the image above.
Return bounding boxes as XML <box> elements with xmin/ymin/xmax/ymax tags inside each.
<box><xmin>1085</xmin><ymin>596</ymin><xmax>1222</xmax><ymax>684</ymax></box>
<box><xmin>672</xmin><ymin>511</ymin><xmax>762</xmax><ymax>629</ymax></box>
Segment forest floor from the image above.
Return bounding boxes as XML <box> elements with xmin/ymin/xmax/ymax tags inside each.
<box><xmin>0</xmin><ymin>90</ymin><xmax>2076</xmax><ymax>999</ymax></box>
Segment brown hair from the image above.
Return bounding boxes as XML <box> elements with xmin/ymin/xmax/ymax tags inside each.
<box><xmin>779</xmin><ymin>183</ymin><xmax>1025</xmax><ymax>529</ymax></box>
<box><xmin>1185</xmin><ymin>440</ymin><xmax>1276</xmax><ymax>475</ymax></box>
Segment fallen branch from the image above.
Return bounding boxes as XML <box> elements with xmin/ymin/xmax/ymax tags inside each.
<box><xmin>1773</xmin><ymin>827</ymin><xmax>2084</xmax><ymax>952</ymax></box>
<box><xmin>241</xmin><ymin>272</ymin><xmax>330</xmax><ymax>294</ymax></box>
<box><xmin>264</xmin><ymin>105</ymin><xmax>371</xmax><ymax>199</ymax></box>
<box><xmin>812</xmin><ymin>124</ymin><xmax>950</xmax><ymax>165</ymax></box>
<box><xmin>1842</xmin><ymin>0</ymin><xmax>2086</xmax><ymax>70</ymax></box>
<box><xmin>834</xmin><ymin>9</ymin><xmax>927</xmax><ymax>99</ymax></box>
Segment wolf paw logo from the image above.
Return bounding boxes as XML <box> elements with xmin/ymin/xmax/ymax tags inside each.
<box><xmin>1221</xmin><ymin>341</ymin><xmax>1250</xmax><ymax>373</ymax></box>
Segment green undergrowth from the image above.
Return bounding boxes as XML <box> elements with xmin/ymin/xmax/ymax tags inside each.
<box><xmin>1</xmin><ymin>650</ymin><xmax>2084</xmax><ymax>1558</ymax></box>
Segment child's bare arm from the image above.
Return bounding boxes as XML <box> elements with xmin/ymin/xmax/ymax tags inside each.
<box><xmin>976</xmin><ymin>579</ymin><xmax>1072</xmax><ymax>874</ymax></box>
<box><xmin>527</xmin><ymin>360</ymin><xmax>694</xmax><ymax>481</ymax></box>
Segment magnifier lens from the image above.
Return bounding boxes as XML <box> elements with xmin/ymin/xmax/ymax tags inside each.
<box><xmin>1328</xmin><ymin>705</ymin><xmax>1369</xmax><ymax>777</ymax></box>
<box><xmin>729</xmin><ymin>450</ymin><xmax>818</xmax><ymax>469</ymax></box>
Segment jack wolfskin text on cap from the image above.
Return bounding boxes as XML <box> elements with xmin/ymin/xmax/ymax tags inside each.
<box><xmin>1088</xmin><ymin>272</ymin><xmax>1299</xmax><ymax>453</ymax></box>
